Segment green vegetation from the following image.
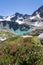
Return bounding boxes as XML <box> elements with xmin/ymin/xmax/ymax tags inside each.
<box><xmin>0</xmin><ymin>32</ymin><xmax>43</xmax><ymax>65</ymax></box>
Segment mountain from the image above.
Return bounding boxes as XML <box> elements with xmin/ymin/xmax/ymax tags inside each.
<box><xmin>0</xmin><ymin>12</ymin><xmax>30</xmax><ymax>31</ymax></box>
<box><xmin>28</xmin><ymin>5</ymin><xmax>43</xmax><ymax>27</ymax></box>
<box><xmin>0</xmin><ymin>5</ymin><xmax>43</xmax><ymax>32</ymax></box>
<box><xmin>32</xmin><ymin>5</ymin><xmax>43</xmax><ymax>18</ymax></box>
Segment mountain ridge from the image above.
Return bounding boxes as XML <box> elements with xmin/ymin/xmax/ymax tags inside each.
<box><xmin>0</xmin><ymin>5</ymin><xmax>43</xmax><ymax>32</ymax></box>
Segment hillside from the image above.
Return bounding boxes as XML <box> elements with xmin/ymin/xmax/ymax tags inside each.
<box><xmin>0</xmin><ymin>5</ymin><xmax>43</xmax><ymax>65</ymax></box>
<box><xmin>0</xmin><ymin>31</ymin><xmax>43</xmax><ymax>65</ymax></box>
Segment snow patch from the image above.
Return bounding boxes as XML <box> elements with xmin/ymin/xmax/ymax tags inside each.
<box><xmin>16</xmin><ymin>19</ymin><xmax>24</xmax><ymax>24</ymax></box>
<box><xmin>30</xmin><ymin>16</ymin><xmax>35</xmax><ymax>20</ymax></box>
<box><xmin>38</xmin><ymin>33</ymin><xmax>43</xmax><ymax>40</ymax></box>
<box><xmin>36</xmin><ymin>13</ymin><xmax>41</xmax><ymax>18</ymax></box>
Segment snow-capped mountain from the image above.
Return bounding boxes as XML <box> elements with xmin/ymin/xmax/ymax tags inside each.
<box><xmin>25</xmin><ymin>5</ymin><xmax>43</xmax><ymax>27</ymax></box>
<box><xmin>0</xmin><ymin>6</ymin><xmax>43</xmax><ymax>31</ymax></box>
<box><xmin>0</xmin><ymin>13</ymin><xmax>30</xmax><ymax>31</ymax></box>
<box><xmin>32</xmin><ymin>5</ymin><xmax>43</xmax><ymax>18</ymax></box>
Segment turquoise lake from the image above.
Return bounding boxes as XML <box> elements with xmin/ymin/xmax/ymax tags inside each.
<box><xmin>11</xmin><ymin>29</ymin><xmax>29</xmax><ymax>35</ymax></box>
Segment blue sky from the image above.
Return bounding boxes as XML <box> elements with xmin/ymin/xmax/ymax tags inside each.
<box><xmin>0</xmin><ymin>0</ymin><xmax>43</xmax><ymax>16</ymax></box>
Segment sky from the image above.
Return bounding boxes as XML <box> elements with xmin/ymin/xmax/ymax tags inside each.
<box><xmin>0</xmin><ymin>0</ymin><xmax>43</xmax><ymax>16</ymax></box>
